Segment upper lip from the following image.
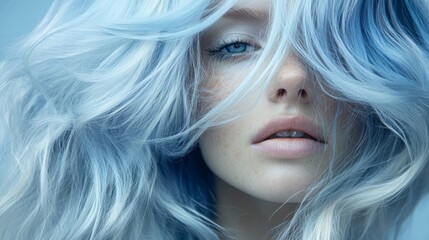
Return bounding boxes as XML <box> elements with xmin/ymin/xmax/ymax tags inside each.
<box><xmin>251</xmin><ymin>115</ymin><xmax>326</xmax><ymax>144</ymax></box>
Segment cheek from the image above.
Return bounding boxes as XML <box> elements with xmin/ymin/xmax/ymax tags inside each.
<box><xmin>199</xmin><ymin>75</ymin><xmax>240</xmax><ymax>109</ymax></box>
<box><xmin>198</xmin><ymin>125</ymin><xmax>244</xmax><ymax>174</ymax></box>
<box><xmin>199</xmin><ymin>61</ymin><xmax>258</xmax><ymax>113</ymax></box>
<box><xmin>199</xmin><ymin>79</ymin><xmax>231</xmax><ymax>113</ymax></box>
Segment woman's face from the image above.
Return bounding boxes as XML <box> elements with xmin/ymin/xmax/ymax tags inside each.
<box><xmin>198</xmin><ymin>0</ymin><xmax>355</xmax><ymax>203</ymax></box>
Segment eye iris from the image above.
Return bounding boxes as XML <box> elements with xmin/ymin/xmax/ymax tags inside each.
<box><xmin>225</xmin><ymin>42</ymin><xmax>247</xmax><ymax>53</ymax></box>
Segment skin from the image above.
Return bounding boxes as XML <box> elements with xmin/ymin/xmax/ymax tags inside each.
<box><xmin>198</xmin><ymin>0</ymin><xmax>359</xmax><ymax>238</ymax></box>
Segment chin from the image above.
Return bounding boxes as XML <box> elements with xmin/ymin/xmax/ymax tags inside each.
<box><xmin>247</xmin><ymin>184</ymin><xmax>309</xmax><ymax>204</ymax></box>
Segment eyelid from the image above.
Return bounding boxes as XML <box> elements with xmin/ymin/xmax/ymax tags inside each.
<box><xmin>206</xmin><ymin>33</ymin><xmax>261</xmax><ymax>51</ymax></box>
<box><xmin>205</xmin><ymin>33</ymin><xmax>262</xmax><ymax>61</ymax></box>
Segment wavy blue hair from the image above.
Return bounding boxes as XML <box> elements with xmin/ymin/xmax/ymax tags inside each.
<box><xmin>0</xmin><ymin>0</ymin><xmax>428</xmax><ymax>239</ymax></box>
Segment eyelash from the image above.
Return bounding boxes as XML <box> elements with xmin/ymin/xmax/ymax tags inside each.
<box><xmin>207</xmin><ymin>38</ymin><xmax>261</xmax><ymax>61</ymax></box>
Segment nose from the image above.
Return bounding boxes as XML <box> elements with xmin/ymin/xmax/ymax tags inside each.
<box><xmin>267</xmin><ymin>54</ymin><xmax>312</xmax><ymax>104</ymax></box>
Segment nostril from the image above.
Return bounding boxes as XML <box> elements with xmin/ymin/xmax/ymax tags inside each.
<box><xmin>277</xmin><ymin>89</ymin><xmax>287</xmax><ymax>97</ymax></box>
<box><xmin>298</xmin><ymin>89</ymin><xmax>307</xmax><ymax>98</ymax></box>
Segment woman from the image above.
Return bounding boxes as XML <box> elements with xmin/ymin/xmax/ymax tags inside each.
<box><xmin>0</xmin><ymin>0</ymin><xmax>428</xmax><ymax>239</ymax></box>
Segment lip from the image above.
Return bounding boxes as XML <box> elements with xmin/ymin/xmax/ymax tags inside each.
<box><xmin>251</xmin><ymin>115</ymin><xmax>327</xmax><ymax>159</ymax></box>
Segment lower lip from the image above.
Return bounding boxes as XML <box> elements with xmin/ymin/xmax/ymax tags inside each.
<box><xmin>251</xmin><ymin>138</ymin><xmax>326</xmax><ymax>159</ymax></box>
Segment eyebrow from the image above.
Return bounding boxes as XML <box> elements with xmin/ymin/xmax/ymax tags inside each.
<box><xmin>223</xmin><ymin>8</ymin><xmax>269</xmax><ymax>20</ymax></box>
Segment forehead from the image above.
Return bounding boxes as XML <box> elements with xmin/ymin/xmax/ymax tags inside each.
<box><xmin>233</xmin><ymin>0</ymin><xmax>271</xmax><ymax>10</ymax></box>
<box><xmin>213</xmin><ymin>0</ymin><xmax>271</xmax><ymax>15</ymax></box>
<box><xmin>214</xmin><ymin>0</ymin><xmax>271</xmax><ymax>22</ymax></box>
<box><xmin>201</xmin><ymin>0</ymin><xmax>272</xmax><ymax>45</ymax></box>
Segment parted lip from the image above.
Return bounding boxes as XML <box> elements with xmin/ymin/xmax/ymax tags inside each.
<box><xmin>251</xmin><ymin>115</ymin><xmax>327</xmax><ymax>144</ymax></box>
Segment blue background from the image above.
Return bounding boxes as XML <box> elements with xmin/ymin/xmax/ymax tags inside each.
<box><xmin>0</xmin><ymin>0</ymin><xmax>53</xmax><ymax>58</ymax></box>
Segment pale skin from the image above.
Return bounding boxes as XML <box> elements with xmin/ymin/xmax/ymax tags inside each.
<box><xmin>198</xmin><ymin>0</ymin><xmax>358</xmax><ymax>239</ymax></box>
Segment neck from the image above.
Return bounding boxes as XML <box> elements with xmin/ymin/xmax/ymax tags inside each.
<box><xmin>215</xmin><ymin>177</ymin><xmax>298</xmax><ymax>240</ymax></box>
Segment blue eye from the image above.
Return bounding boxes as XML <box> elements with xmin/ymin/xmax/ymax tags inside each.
<box><xmin>207</xmin><ymin>39</ymin><xmax>260</xmax><ymax>61</ymax></box>
<box><xmin>224</xmin><ymin>42</ymin><xmax>249</xmax><ymax>54</ymax></box>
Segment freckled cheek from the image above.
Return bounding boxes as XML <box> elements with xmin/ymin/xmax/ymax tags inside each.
<box><xmin>199</xmin><ymin>124</ymin><xmax>247</xmax><ymax>171</ymax></box>
<box><xmin>198</xmin><ymin>64</ymin><xmax>251</xmax><ymax>108</ymax></box>
<box><xmin>202</xmin><ymin>74</ymin><xmax>240</xmax><ymax>96</ymax></box>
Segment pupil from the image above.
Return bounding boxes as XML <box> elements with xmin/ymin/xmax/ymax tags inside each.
<box><xmin>226</xmin><ymin>42</ymin><xmax>247</xmax><ymax>53</ymax></box>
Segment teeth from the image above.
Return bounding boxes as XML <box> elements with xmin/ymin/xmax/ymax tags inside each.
<box><xmin>275</xmin><ymin>131</ymin><xmax>291</xmax><ymax>137</ymax></box>
<box><xmin>291</xmin><ymin>131</ymin><xmax>305</xmax><ymax>138</ymax></box>
<box><xmin>274</xmin><ymin>130</ymin><xmax>305</xmax><ymax>138</ymax></box>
